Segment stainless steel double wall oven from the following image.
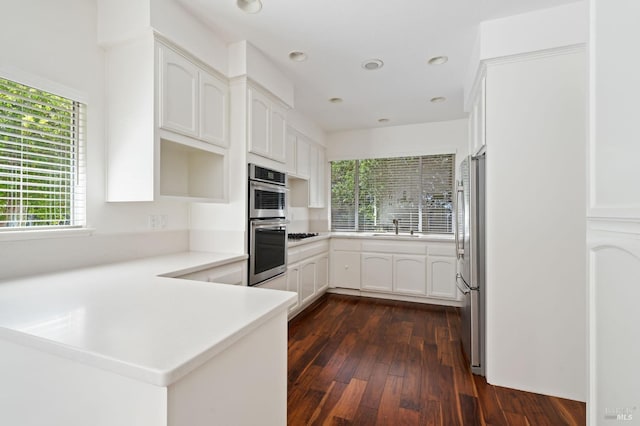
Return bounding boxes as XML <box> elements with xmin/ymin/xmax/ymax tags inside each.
<box><xmin>248</xmin><ymin>164</ymin><xmax>288</xmax><ymax>286</ymax></box>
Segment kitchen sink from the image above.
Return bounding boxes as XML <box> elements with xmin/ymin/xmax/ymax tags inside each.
<box><xmin>371</xmin><ymin>233</ymin><xmax>421</xmax><ymax>238</ymax></box>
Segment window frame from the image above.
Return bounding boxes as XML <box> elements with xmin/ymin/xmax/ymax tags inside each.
<box><xmin>330</xmin><ymin>153</ymin><xmax>456</xmax><ymax>235</ymax></box>
<box><xmin>0</xmin><ymin>73</ymin><xmax>87</xmax><ymax>234</ymax></box>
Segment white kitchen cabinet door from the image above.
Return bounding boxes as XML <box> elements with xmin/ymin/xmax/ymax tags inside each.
<box><xmin>259</xmin><ymin>274</ymin><xmax>287</xmax><ymax>292</ymax></box>
<box><xmin>295</xmin><ymin>136</ymin><xmax>310</xmax><ymax>179</ymax></box>
<box><xmin>330</xmin><ymin>251</ymin><xmax>361</xmax><ymax>289</ymax></box>
<box><xmin>177</xmin><ymin>260</ymin><xmax>246</xmax><ymax>286</ymax></box>
<box><xmin>199</xmin><ymin>71</ymin><xmax>228</xmax><ymax>148</ymax></box>
<box><xmin>159</xmin><ymin>45</ymin><xmax>198</xmax><ymax>138</ymax></box>
<box><xmin>300</xmin><ymin>261</ymin><xmax>316</xmax><ymax>305</ymax></box>
<box><xmin>286</xmin><ymin>266</ymin><xmax>300</xmax><ymax>313</ymax></box>
<box><xmin>361</xmin><ymin>253</ymin><xmax>393</xmax><ymax>292</ymax></box>
<box><xmin>426</xmin><ymin>255</ymin><xmax>458</xmax><ymax>300</ymax></box>
<box><xmin>316</xmin><ymin>255</ymin><xmax>329</xmax><ymax>293</ymax></box>
<box><xmin>393</xmin><ymin>255</ymin><xmax>427</xmax><ymax>296</ymax></box>
<box><xmin>248</xmin><ymin>88</ymin><xmax>270</xmax><ymax>158</ymax></box>
<box><xmin>107</xmin><ymin>37</ymin><xmax>228</xmax><ymax>203</ymax></box>
<box><xmin>285</xmin><ymin>130</ymin><xmax>297</xmax><ymax>175</ymax></box>
<box><xmin>270</xmin><ymin>105</ymin><xmax>287</xmax><ymax>163</ymax></box>
<box><xmin>308</xmin><ymin>144</ymin><xmax>326</xmax><ymax>208</ymax></box>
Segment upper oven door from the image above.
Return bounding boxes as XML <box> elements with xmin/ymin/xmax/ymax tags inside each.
<box><xmin>249</xmin><ymin>181</ymin><xmax>287</xmax><ymax>219</ymax></box>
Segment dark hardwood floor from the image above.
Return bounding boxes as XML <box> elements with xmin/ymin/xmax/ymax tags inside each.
<box><xmin>287</xmin><ymin>294</ymin><xmax>586</xmax><ymax>425</ymax></box>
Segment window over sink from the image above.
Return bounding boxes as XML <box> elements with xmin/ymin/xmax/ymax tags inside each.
<box><xmin>330</xmin><ymin>154</ymin><xmax>455</xmax><ymax>234</ymax></box>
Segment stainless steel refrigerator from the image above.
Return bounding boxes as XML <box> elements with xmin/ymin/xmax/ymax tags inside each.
<box><xmin>455</xmin><ymin>148</ymin><xmax>486</xmax><ymax>376</ymax></box>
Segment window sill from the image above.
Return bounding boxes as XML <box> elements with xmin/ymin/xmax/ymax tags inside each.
<box><xmin>0</xmin><ymin>227</ymin><xmax>95</xmax><ymax>242</ymax></box>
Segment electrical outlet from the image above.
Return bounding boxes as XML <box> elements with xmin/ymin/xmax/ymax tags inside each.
<box><xmin>160</xmin><ymin>214</ymin><xmax>168</xmax><ymax>229</ymax></box>
<box><xmin>148</xmin><ymin>214</ymin><xmax>157</xmax><ymax>229</ymax></box>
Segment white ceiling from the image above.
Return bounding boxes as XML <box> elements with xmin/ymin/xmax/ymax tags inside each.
<box><xmin>178</xmin><ymin>0</ymin><xmax>576</xmax><ymax>133</ymax></box>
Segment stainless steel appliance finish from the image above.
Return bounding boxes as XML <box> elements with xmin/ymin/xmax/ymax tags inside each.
<box><xmin>248</xmin><ymin>164</ymin><xmax>288</xmax><ymax>286</ymax></box>
<box><xmin>455</xmin><ymin>148</ymin><xmax>486</xmax><ymax>376</ymax></box>
<box><xmin>249</xmin><ymin>180</ymin><xmax>287</xmax><ymax>219</ymax></box>
<box><xmin>248</xmin><ymin>164</ymin><xmax>287</xmax><ymax>219</ymax></box>
<box><xmin>249</xmin><ymin>218</ymin><xmax>287</xmax><ymax>286</ymax></box>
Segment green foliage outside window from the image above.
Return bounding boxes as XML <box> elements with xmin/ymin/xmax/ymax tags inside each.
<box><xmin>331</xmin><ymin>154</ymin><xmax>455</xmax><ymax>234</ymax></box>
<box><xmin>0</xmin><ymin>78</ymin><xmax>82</xmax><ymax>229</ymax></box>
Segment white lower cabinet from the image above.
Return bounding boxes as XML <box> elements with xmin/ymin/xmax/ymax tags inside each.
<box><xmin>300</xmin><ymin>262</ymin><xmax>316</xmax><ymax>305</ymax></box>
<box><xmin>176</xmin><ymin>260</ymin><xmax>246</xmax><ymax>285</ymax></box>
<box><xmin>286</xmin><ymin>266</ymin><xmax>300</xmax><ymax>313</ymax></box>
<box><xmin>330</xmin><ymin>251</ymin><xmax>361</xmax><ymax>289</ymax></box>
<box><xmin>393</xmin><ymin>255</ymin><xmax>427</xmax><ymax>296</ymax></box>
<box><xmin>330</xmin><ymin>237</ymin><xmax>460</xmax><ymax>305</ymax></box>
<box><xmin>426</xmin><ymin>255</ymin><xmax>457</xmax><ymax>300</ymax></box>
<box><xmin>316</xmin><ymin>255</ymin><xmax>329</xmax><ymax>293</ymax></box>
<box><xmin>361</xmin><ymin>253</ymin><xmax>393</xmax><ymax>292</ymax></box>
<box><xmin>258</xmin><ymin>274</ymin><xmax>287</xmax><ymax>291</ymax></box>
<box><xmin>262</xmin><ymin>239</ymin><xmax>329</xmax><ymax>318</ymax></box>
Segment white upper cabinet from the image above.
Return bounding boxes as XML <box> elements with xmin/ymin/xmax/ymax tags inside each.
<box><xmin>308</xmin><ymin>144</ymin><xmax>326</xmax><ymax>208</ymax></box>
<box><xmin>285</xmin><ymin>128</ymin><xmax>311</xmax><ymax>179</ymax></box>
<box><xmin>296</xmin><ymin>137</ymin><xmax>311</xmax><ymax>179</ymax></box>
<box><xmin>285</xmin><ymin>129</ymin><xmax>297</xmax><ymax>175</ymax></box>
<box><xmin>105</xmin><ymin>34</ymin><xmax>229</xmax><ymax>202</ymax></box>
<box><xmin>248</xmin><ymin>88</ymin><xmax>270</xmax><ymax>157</ymax></box>
<box><xmin>199</xmin><ymin>72</ymin><xmax>229</xmax><ymax>147</ymax></box>
<box><xmin>158</xmin><ymin>43</ymin><xmax>229</xmax><ymax>149</ymax></box>
<box><xmin>159</xmin><ymin>47</ymin><xmax>198</xmax><ymax>137</ymax></box>
<box><xmin>270</xmin><ymin>105</ymin><xmax>287</xmax><ymax>163</ymax></box>
<box><xmin>248</xmin><ymin>85</ymin><xmax>288</xmax><ymax>163</ymax></box>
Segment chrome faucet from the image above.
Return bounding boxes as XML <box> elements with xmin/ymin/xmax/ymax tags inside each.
<box><xmin>392</xmin><ymin>219</ymin><xmax>399</xmax><ymax>235</ymax></box>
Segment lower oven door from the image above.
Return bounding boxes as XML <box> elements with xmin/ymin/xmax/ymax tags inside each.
<box><xmin>249</xmin><ymin>219</ymin><xmax>287</xmax><ymax>286</ymax></box>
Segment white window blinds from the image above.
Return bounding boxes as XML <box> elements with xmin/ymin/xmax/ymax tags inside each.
<box><xmin>331</xmin><ymin>154</ymin><xmax>455</xmax><ymax>234</ymax></box>
<box><xmin>0</xmin><ymin>77</ymin><xmax>86</xmax><ymax>230</ymax></box>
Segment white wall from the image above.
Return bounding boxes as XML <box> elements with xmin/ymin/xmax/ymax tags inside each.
<box><xmin>0</xmin><ymin>0</ymin><xmax>193</xmax><ymax>280</ymax></box>
<box><xmin>465</xmin><ymin>1</ymin><xmax>588</xmax><ymax>107</ymax></box>
<box><xmin>588</xmin><ymin>1</ymin><xmax>640</xmax><ymax>424</ymax></box>
<box><xmin>150</xmin><ymin>0</ymin><xmax>228</xmax><ymax>76</ymax></box>
<box><xmin>228</xmin><ymin>41</ymin><xmax>295</xmax><ymax>108</ymax></box>
<box><xmin>485</xmin><ymin>49</ymin><xmax>586</xmax><ymax>401</ymax></box>
<box><xmin>327</xmin><ymin>119</ymin><xmax>468</xmax><ymax>166</ymax></box>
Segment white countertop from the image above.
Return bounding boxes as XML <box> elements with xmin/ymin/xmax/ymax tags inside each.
<box><xmin>287</xmin><ymin>232</ymin><xmax>453</xmax><ymax>248</ymax></box>
<box><xmin>0</xmin><ymin>252</ymin><xmax>295</xmax><ymax>387</ymax></box>
<box><xmin>329</xmin><ymin>232</ymin><xmax>455</xmax><ymax>242</ymax></box>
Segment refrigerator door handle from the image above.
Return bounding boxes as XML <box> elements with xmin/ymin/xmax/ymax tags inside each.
<box><xmin>456</xmin><ymin>273</ymin><xmax>471</xmax><ymax>295</ymax></box>
<box><xmin>455</xmin><ymin>182</ymin><xmax>465</xmax><ymax>259</ymax></box>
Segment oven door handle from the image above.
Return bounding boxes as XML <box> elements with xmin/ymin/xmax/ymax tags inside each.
<box><xmin>250</xmin><ymin>181</ymin><xmax>289</xmax><ymax>193</ymax></box>
<box><xmin>251</xmin><ymin>219</ymin><xmax>290</xmax><ymax>227</ymax></box>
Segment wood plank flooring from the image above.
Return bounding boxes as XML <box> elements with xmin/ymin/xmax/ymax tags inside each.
<box><xmin>288</xmin><ymin>294</ymin><xmax>586</xmax><ymax>425</ymax></box>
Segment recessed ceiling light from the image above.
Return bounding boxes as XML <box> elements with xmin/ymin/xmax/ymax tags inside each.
<box><xmin>430</xmin><ymin>96</ymin><xmax>447</xmax><ymax>103</ymax></box>
<box><xmin>236</xmin><ymin>0</ymin><xmax>262</xmax><ymax>13</ymax></box>
<box><xmin>289</xmin><ymin>51</ymin><xmax>307</xmax><ymax>62</ymax></box>
<box><xmin>329</xmin><ymin>97</ymin><xmax>343</xmax><ymax>104</ymax></box>
<box><xmin>378</xmin><ymin>118</ymin><xmax>390</xmax><ymax>123</ymax></box>
<box><xmin>428</xmin><ymin>56</ymin><xmax>449</xmax><ymax>65</ymax></box>
<box><xmin>361</xmin><ymin>59</ymin><xmax>384</xmax><ymax>71</ymax></box>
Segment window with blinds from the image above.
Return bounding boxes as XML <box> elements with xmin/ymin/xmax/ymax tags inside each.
<box><xmin>0</xmin><ymin>77</ymin><xmax>86</xmax><ymax>230</ymax></box>
<box><xmin>331</xmin><ymin>154</ymin><xmax>455</xmax><ymax>234</ymax></box>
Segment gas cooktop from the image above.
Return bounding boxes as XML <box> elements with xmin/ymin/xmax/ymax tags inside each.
<box><xmin>288</xmin><ymin>233</ymin><xmax>319</xmax><ymax>240</ymax></box>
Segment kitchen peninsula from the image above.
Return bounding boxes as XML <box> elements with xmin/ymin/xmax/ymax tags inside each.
<box><xmin>0</xmin><ymin>253</ymin><xmax>296</xmax><ymax>426</ymax></box>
